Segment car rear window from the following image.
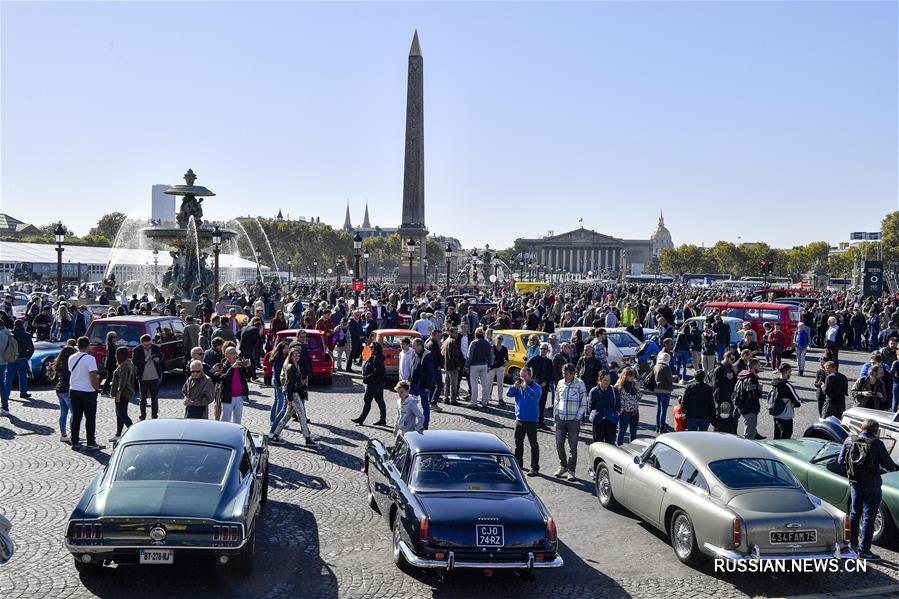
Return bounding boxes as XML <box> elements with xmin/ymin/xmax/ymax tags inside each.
<box><xmin>380</xmin><ymin>334</ymin><xmax>416</xmax><ymax>348</ymax></box>
<box><xmin>275</xmin><ymin>334</ymin><xmax>323</xmax><ymax>353</ymax></box>
<box><xmin>89</xmin><ymin>323</ymin><xmax>143</xmax><ymax>346</ymax></box>
<box><xmin>607</xmin><ymin>332</ymin><xmax>638</xmax><ymax>348</ymax></box>
<box><xmin>410</xmin><ymin>453</ymin><xmax>527</xmax><ymax>493</ymax></box>
<box><xmin>707</xmin><ymin>458</ymin><xmax>800</xmax><ymax>489</ymax></box>
<box><xmin>115</xmin><ymin>443</ymin><xmax>233</xmax><ymax>484</ymax></box>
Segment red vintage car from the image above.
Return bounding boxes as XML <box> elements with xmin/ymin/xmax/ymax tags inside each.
<box><xmin>273</xmin><ymin>329</ymin><xmax>333</xmax><ymax>385</ymax></box>
<box><xmin>361</xmin><ymin>329</ymin><xmax>424</xmax><ymax>379</ymax></box>
<box><xmin>86</xmin><ymin>316</ymin><xmax>186</xmax><ymax>376</ymax></box>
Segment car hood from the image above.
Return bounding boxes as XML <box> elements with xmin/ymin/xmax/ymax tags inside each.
<box><xmin>843</xmin><ymin>407</ymin><xmax>898</xmax><ymax>424</ymax></box>
<box><xmin>762</xmin><ymin>438</ymin><xmax>830</xmax><ymax>462</ymax></box>
<box><xmin>417</xmin><ymin>492</ymin><xmax>547</xmax><ymax>549</ymax></box>
<box><xmin>90</xmin><ymin>482</ymin><xmax>228</xmax><ymax>519</ymax></box>
<box><xmin>727</xmin><ymin>488</ymin><xmax>815</xmax><ymax>514</ymax></box>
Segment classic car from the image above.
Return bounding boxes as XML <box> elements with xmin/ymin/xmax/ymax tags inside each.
<box><xmin>684</xmin><ymin>316</ymin><xmax>747</xmax><ymax>349</ymax></box>
<box><xmin>86</xmin><ymin>316</ymin><xmax>185</xmax><ymax>377</ymax></box>
<box><xmin>65</xmin><ymin>419</ymin><xmax>268</xmax><ymax>575</ymax></box>
<box><xmin>364</xmin><ymin>430</ymin><xmax>563</xmax><ymax>573</ymax></box>
<box><xmin>272</xmin><ymin>328</ymin><xmax>333</xmax><ymax>384</ymax></box>
<box><xmin>762</xmin><ymin>437</ymin><xmax>899</xmax><ymax>544</ymax></box>
<box><xmin>555</xmin><ymin>327</ymin><xmax>643</xmax><ymax>366</ymax></box>
<box><xmin>224</xmin><ymin>305</ymin><xmax>251</xmax><ymax>327</ymax></box>
<box><xmin>29</xmin><ymin>341</ymin><xmax>65</xmax><ymax>384</ymax></box>
<box><xmin>446</xmin><ymin>295</ymin><xmax>498</xmax><ymax>316</ymax></box>
<box><xmin>804</xmin><ymin>409</ymin><xmax>899</xmax><ymax>463</ymax></box>
<box><xmin>492</xmin><ymin>329</ymin><xmax>549</xmax><ymax>381</ymax></box>
<box><xmin>0</xmin><ymin>512</ymin><xmax>14</xmax><ymax>565</ymax></box>
<box><xmin>362</xmin><ymin>329</ymin><xmax>424</xmax><ymax>380</ymax></box>
<box><xmin>589</xmin><ymin>432</ymin><xmax>853</xmax><ymax>565</ymax></box>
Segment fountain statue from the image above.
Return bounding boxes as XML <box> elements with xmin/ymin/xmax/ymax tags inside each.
<box><xmin>143</xmin><ymin>169</ymin><xmax>237</xmax><ymax>299</ymax></box>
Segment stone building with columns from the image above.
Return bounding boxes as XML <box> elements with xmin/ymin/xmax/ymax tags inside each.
<box><xmin>515</xmin><ymin>213</ymin><xmax>673</xmax><ymax>276</ymax></box>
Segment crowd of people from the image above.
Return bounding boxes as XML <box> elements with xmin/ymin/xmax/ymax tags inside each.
<box><xmin>1</xmin><ymin>279</ymin><xmax>897</xmax><ymax>466</ymax></box>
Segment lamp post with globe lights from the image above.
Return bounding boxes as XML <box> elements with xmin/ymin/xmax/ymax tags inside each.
<box><xmin>444</xmin><ymin>244</ymin><xmax>452</xmax><ymax>293</ymax></box>
<box><xmin>353</xmin><ymin>232</ymin><xmax>363</xmax><ymax>305</ymax></box>
<box><xmin>363</xmin><ymin>249</ymin><xmax>370</xmax><ymax>294</ymax></box>
<box><xmin>54</xmin><ymin>223</ymin><xmax>66</xmax><ymax>298</ymax></box>
<box><xmin>211</xmin><ymin>225</ymin><xmax>222</xmax><ymax>297</ymax></box>
<box><xmin>336</xmin><ymin>258</ymin><xmax>342</xmax><ymax>287</ymax></box>
<box><xmin>405</xmin><ymin>238</ymin><xmax>416</xmax><ymax>302</ymax></box>
<box><xmin>286</xmin><ymin>256</ymin><xmax>293</xmax><ymax>288</ymax></box>
<box><xmin>254</xmin><ymin>248</ymin><xmax>263</xmax><ymax>279</ymax></box>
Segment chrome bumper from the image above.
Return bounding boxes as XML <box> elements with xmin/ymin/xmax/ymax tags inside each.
<box><xmin>398</xmin><ymin>540</ymin><xmax>563</xmax><ymax>571</ymax></box>
<box><xmin>65</xmin><ymin>539</ymin><xmax>248</xmax><ymax>554</ymax></box>
<box><xmin>703</xmin><ymin>542</ymin><xmax>857</xmax><ymax>561</ymax></box>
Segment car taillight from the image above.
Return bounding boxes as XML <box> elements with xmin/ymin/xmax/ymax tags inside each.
<box><xmin>843</xmin><ymin>515</ymin><xmax>851</xmax><ymax>544</ymax></box>
<box><xmin>419</xmin><ymin>516</ymin><xmax>430</xmax><ymax>542</ymax></box>
<box><xmin>212</xmin><ymin>524</ymin><xmax>242</xmax><ymax>545</ymax></box>
<box><xmin>732</xmin><ymin>517</ymin><xmax>742</xmax><ymax>547</ymax></box>
<box><xmin>546</xmin><ymin>517</ymin><xmax>557</xmax><ymax>543</ymax></box>
<box><xmin>72</xmin><ymin>522</ymin><xmax>103</xmax><ymax>543</ymax></box>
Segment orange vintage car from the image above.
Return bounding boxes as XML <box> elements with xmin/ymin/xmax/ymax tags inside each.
<box><xmin>361</xmin><ymin>329</ymin><xmax>424</xmax><ymax>379</ymax></box>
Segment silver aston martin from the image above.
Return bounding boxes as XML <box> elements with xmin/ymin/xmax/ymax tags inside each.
<box><xmin>588</xmin><ymin>432</ymin><xmax>855</xmax><ymax>565</ymax></box>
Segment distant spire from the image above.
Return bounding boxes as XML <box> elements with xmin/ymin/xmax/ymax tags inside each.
<box><xmin>276</xmin><ymin>209</ymin><xmax>283</xmax><ymax>221</ymax></box>
<box><xmin>343</xmin><ymin>200</ymin><xmax>352</xmax><ymax>230</ymax></box>
<box><xmin>362</xmin><ymin>201</ymin><xmax>371</xmax><ymax>228</ymax></box>
<box><xmin>409</xmin><ymin>30</ymin><xmax>421</xmax><ymax>57</ymax></box>
<box><xmin>659</xmin><ymin>209</ymin><xmax>664</xmax><ymax>225</ymax></box>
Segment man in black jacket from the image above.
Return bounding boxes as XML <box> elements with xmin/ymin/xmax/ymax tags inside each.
<box><xmin>822</xmin><ymin>361</ymin><xmax>849</xmax><ymax>418</ymax></box>
<box><xmin>712</xmin><ymin>351</ymin><xmax>737</xmax><ymax>405</ymax></box>
<box><xmin>681</xmin><ymin>370</ymin><xmax>715</xmax><ymax>431</ymax></box>
<box><xmin>238</xmin><ymin>317</ymin><xmax>264</xmax><ymax>376</ymax></box>
<box><xmin>839</xmin><ymin>419</ymin><xmax>899</xmax><ymax>559</ymax></box>
<box><xmin>132</xmin><ymin>334</ymin><xmax>163</xmax><ymax>420</ymax></box>
<box><xmin>347</xmin><ymin>312</ymin><xmax>364</xmax><ymax>372</ymax></box>
<box><xmin>734</xmin><ymin>358</ymin><xmax>764</xmax><ymax>440</ymax></box>
<box><xmin>9</xmin><ymin>320</ymin><xmax>34</xmax><ymax>399</ymax></box>
<box><xmin>712</xmin><ymin>315</ymin><xmax>731</xmax><ymax>362</ymax></box>
<box><xmin>409</xmin><ymin>338</ymin><xmax>435</xmax><ymax>429</ymax></box>
<box><xmin>425</xmin><ymin>330</ymin><xmax>444</xmax><ymax>411</ymax></box>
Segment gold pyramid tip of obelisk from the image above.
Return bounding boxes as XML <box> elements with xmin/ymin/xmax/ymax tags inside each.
<box><xmin>410</xmin><ymin>30</ymin><xmax>421</xmax><ymax>57</ymax></box>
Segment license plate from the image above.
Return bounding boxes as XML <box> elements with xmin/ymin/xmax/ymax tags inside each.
<box><xmin>476</xmin><ymin>524</ymin><xmax>504</xmax><ymax>548</ymax></box>
<box><xmin>139</xmin><ymin>549</ymin><xmax>174</xmax><ymax>564</ymax></box>
<box><xmin>770</xmin><ymin>530</ymin><xmax>817</xmax><ymax>544</ymax></box>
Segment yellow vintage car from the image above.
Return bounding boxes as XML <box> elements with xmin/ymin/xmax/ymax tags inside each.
<box><xmin>514</xmin><ymin>282</ymin><xmax>549</xmax><ymax>294</ymax></box>
<box><xmin>493</xmin><ymin>329</ymin><xmax>549</xmax><ymax>381</ymax></box>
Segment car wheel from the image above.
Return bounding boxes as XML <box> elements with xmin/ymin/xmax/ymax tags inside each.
<box><xmin>261</xmin><ymin>465</ymin><xmax>269</xmax><ymax>505</ymax></box>
<box><xmin>670</xmin><ymin>510</ymin><xmax>705</xmax><ymax>566</ymax></box>
<box><xmin>507</xmin><ymin>367</ymin><xmax>520</xmax><ymax>383</ymax></box>
<box><xmin>41</xmin><ymin>359</ymin><xmax>58</xmax><ymax>385</ymax></box>
<box><xmin>233</xmin><ymin>526</ymin><xmax>256</xmax><ymax>576</ymax></box>
<box><xmin>595</xmin><ymin>464</ymin><xmax>618</xmax><ymax>509</ymax></box>
<box><xmin>391</xmin><ymin>516</ymin><xmax>413</xmax><ymax>572</ymax></box>
<box><xmin>367</xmin><ymin>476</ymin><xmax>379</xmax><ymax>512</ymax></box>
<box><xmin>74</xmin><ymin>558</ymin><xmax>103</xmax><ymax>576</ymax></box>
<box><xmin>873</xmin><ymin>502</ymin><xmax>897</xmax><ymax>544</ymax></box>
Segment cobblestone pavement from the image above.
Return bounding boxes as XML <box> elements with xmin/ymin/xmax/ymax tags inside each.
<box><xmin>1</xmin><ymin>347</ymin><xmax>898</xmax><ymax>598</ymax></box>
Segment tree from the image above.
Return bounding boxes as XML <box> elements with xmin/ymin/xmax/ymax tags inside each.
<box><xmin>882</xmin><ymin>211</ymin><xmax>899</xmax><ymax>267</ymax></box>
<box><xmin>37</xmin><ymin>222</ymin><xmax>76</xmax><ymax>237</ymax></box>
<box><xmin>87</xmin><ymin>212</ymin><xmax>128</xmax><ymax>243</ymax></box>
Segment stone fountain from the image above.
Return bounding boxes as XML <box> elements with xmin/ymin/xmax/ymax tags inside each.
<box><xmin>142</xmin><ymin>169</ymin><xmax>237</xmax><ymax>299</ymax></box>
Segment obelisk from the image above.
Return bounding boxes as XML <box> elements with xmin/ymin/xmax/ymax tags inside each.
<box><xmin>397</xmin><ymin>30</ymin><xmax>427</xmax><ymax>284</ymax></box>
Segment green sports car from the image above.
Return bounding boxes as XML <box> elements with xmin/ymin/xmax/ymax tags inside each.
<box><xmin>762</xmin><ymin>437</ymin><xmax>898</xmax><ymax>545</ymax></box>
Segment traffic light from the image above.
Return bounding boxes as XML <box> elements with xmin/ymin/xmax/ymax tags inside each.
<box><xmin>767</xmin><ymin>261</ymin><xmax>774</xmax><ymax>274</ymax></box>
<box><xmin>759</xmin><ymin>260</ymin><xmax>768</xmax><ymax>274</ymax></box>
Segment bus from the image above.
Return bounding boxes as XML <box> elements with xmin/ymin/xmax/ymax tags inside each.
<box><xmin>624</xmin><ymin>274</ymin><xmax>674</xmax><ymax>285</ymax></box>
<box><xmin>682</xmin><ymin>273</ymin><xmax>733</xmax><ymax>286</ymax></box>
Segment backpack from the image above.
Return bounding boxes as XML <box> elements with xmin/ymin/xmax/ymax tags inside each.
<box><xmin>845</xmin><ymin>435</ymin><xmax>878</xmax><ymax>483</ymax></box>
<box><xmin>3</xmin><ymin>334</ymin><xmax>18</xmax><ymax>363</ymax></box>
<box><xmin>640</xmin><ymin>369</ymin><xmax>656</xmax><ymax>392</ymax></box>
<box><xmin>732</xmin><ymin>378</ymin><xmax>748</xmax><ymax>412</ymax></box>
<box><xmin>766</xmin><ymin>386</ymin><xmax>786</xmax><ymax>416</ymax></box>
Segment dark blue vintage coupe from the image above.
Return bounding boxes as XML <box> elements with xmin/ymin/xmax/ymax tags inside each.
<box><xmin>365</xmin><ymin>430</ymin><xmax>563</xmax><ymax>574</ymax></box>
<box><xmin>65</xmin><ymin>419</ymin><xmax>268</xmax><ymax>575</ymax></box>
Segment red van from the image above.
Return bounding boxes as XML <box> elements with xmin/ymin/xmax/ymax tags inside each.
<box><xmin>86</xmin><ymin>316</ymin><xmax>186</xmax><ymax>376</ymax></box>
<box><xmin>274</xmin><ymin>329</ymin><xmax>333</xmax><ymax>384</ymax></box>
<box><xmin>701</xmin><ymin>302</ymin><xmax>800</xmax><ymax>349</ymax></box>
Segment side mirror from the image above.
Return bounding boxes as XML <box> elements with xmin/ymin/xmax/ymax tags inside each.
<box><xmin>633</xmin><ymin>455</ymin><xmax>641</xmax><ymax>465</ymax></box>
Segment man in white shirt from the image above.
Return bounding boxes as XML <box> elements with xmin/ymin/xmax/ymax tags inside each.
<box><xmin>398</xmin><ymin>337</ymin><xmax>415</xmax><ymax>381</ymax></box>
<box><xmin>68</xmin><ymin>336</ymin><xmax>102</xmax><ymax>451</ymax></box>
<box><xmin>412</xmin><ymin>313</ymin><xmax>434</xmax><ymax>337</ymax></box>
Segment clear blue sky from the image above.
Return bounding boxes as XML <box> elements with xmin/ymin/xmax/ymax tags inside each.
<box><xmin>2</xmin><ymin>1</ymin><xmax>896</xmax><ymax>249</ymax></box>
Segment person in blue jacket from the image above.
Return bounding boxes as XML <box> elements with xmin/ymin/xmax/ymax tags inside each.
<box><xmin>507</xmin><ymin>366</ymin><xmax>541</xmax><ymax>476</ymax></box>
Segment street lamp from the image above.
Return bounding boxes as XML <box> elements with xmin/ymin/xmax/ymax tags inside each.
<box><xmin>353</xmin><ymin>232</ymin><xmax>363</xmax><ymax>305</ymax></box>
<box><xmin>444</xmin><ymin>244</ymin><xmax>452</xmax><ymax>292</ymax></box>
<box><xmin>363</xmin><ymin>249</ymin><xmax>370</xmax><ymax>292</ymax></box>
<box><xmin>54</xmin><ymin>223</ymin><xmax>66</xmax><ymax>298</ymax></box>
<box><xmin>527</xmin><ymin>261</ymin><xmax>534</xmax><ymax>282</ymax></box>
<box><xmin>152</xmin><ymin>249</ymin><xmax>159</xmax><ymax>287</ymax></box>
<box><xmin>336</xmin><ymin>258</ymin><xmax>342</xmax><ymax>286</ymax></box>
<box><xmin>379</xmin><ymin>266</ymin><xmax>384</xmax><ymax>282</ymax></box>
<box><xmin>405</xmin><ymin>237</ymin><xmax>416</xmax><ymax>302</ymax></box>
<box><xmin>255</xmin><ymin>248</ymin><xmax>263</xmax><ymax>278</ymax></box>
<box><xmin>286</xmin><ymin>256</ymin><xmax>292</xmax><ymax>287</ymax></box>
<box><xmin>212</xmin><ymin>225</ymin><xmax>221</xmax><ymax>297</ymax></box>
<box><xmin>424</xmin><ymin>258</ymin><xmax>429</xmax><ymax>289</ymax></box>
<box><xmin>313</xmin><ymin>260</ymin><xmax>318</xmax><ymax>286</ymax></box>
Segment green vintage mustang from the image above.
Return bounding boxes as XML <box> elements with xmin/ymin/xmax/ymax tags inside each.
<box><xmin>762</xmin><ymin>437</ymin><xmax>899</xmax><ymax>545</ymax></box>
<box><xmin>65</xmin><ymin>419</ymin><xmax>269</xmax><ymax>575</ymax></box>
